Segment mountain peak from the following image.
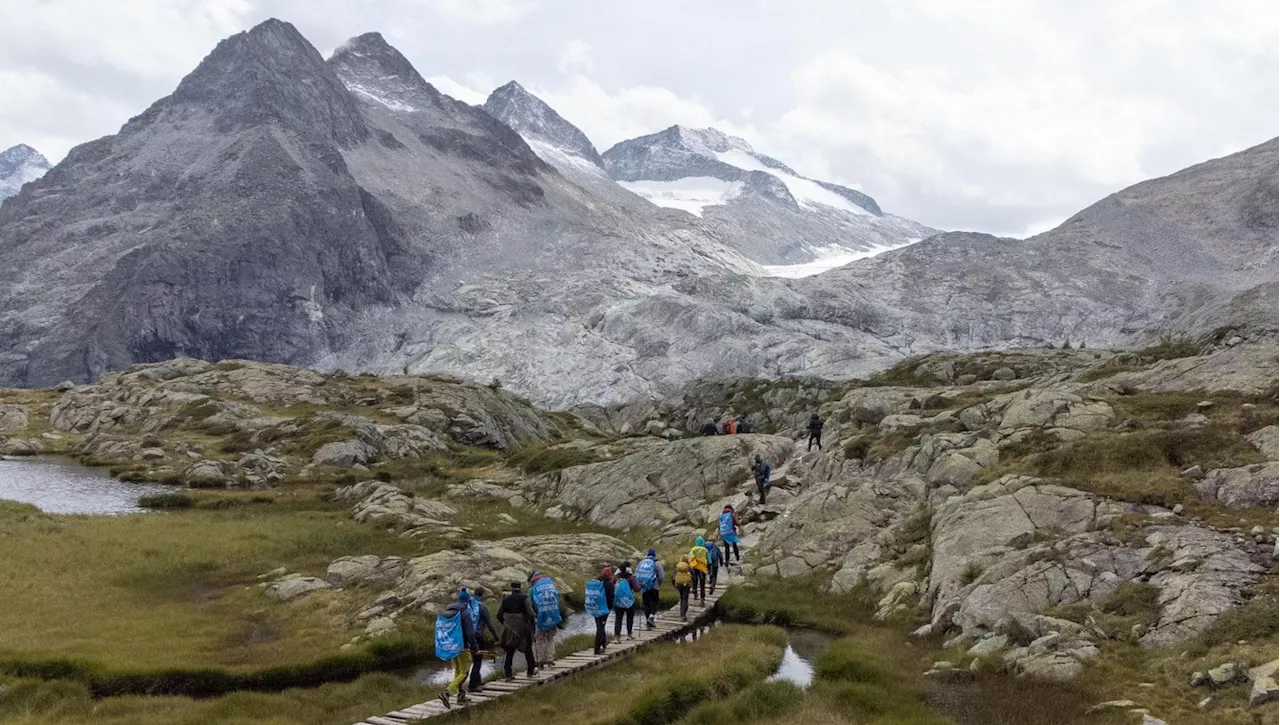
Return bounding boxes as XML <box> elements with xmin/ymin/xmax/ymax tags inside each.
<box><xmin>328</xmin><ymin>32</ymin><xmax>448</xmax><ymax>113</ymax></box>
<box><xmin>484</xmin><ymin>81</ymin><xmax>603</xmax><ymax>168</ymax></box>
<box><xmin>0</xmin><ymin>143</ymin><xmax>52</xmax><ymax>200</ymax></box>
<box><xmin>168</xmin><ymin>17</ymin><xmax>368</xmax><ymax>146</ymax></box>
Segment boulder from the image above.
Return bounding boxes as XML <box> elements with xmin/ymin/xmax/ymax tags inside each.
<box><xmin>992</xmin><ymin>367</ymin><xmax>1017</xmax><ymax>381</ymax></box>
<box><xmin>1193</xmin><ymin>462</ymin><xmax>1278</xmax><ymax>509</ymax></box>
<box><xmin>1248</xmin><ymin>660</ymin><xmax>1279</xmax><ymax>706</ymax></box>
<box><xmin>1245</xmin><ymin>426</ymin><xmax>1278</xmax><ymax>460</ymax></box>
<box><xmin>264</xmin><ymin>576</ymin><xmax>332</xmax><ymax>601</ymax></box>
<box><xmin>327</xmin><ymin>555</ymin><xmax>409</xmax><ymax>587</ymax></box>
<box><xmin>183</xmin><ymin>459</ymin><xmax>227</xmax><ymax>487</ymax></box>
<box><xmin>1014</xmin><ymin>652</ymin><xmax>1083</xmax><ymax>681</ymax></box>
<box><xmin>0</xmin><ymin>405</ymin><xmax>28</xmax><ymax>432</ymax></box>
<box><xmin>1207</xmin><ymin>662</ymin><xmax>1244</xmax><ymax>685</ymax></box>
<box><xmin>0</xmin><ymin>438</ymin><xmax>43</xmax><ymax>456</ymax></box>
<box><xmin>312</xmin><ymin>439</ymin><xmax>378</xmax><ymax>467</ymax></box>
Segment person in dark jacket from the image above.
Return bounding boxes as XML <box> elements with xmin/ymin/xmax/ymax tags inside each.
<box><xmin>638</xmin><ymin>549</ymin><xmax>665</xmax><ymax>628</ymax></box>
<box><xmin>439</xmin><ymin>591</ymin><xmax>479</xmax><ymax>709</ymax></box>
<box><xmin>467</xmin><ymin>586</ymin><xmax>500</xmax><ymax>691</ymax></box>
<box><xmin>593</xmin><ymin>566</ymin><xmax>615</xmax><ymax>654</ymax></box>
<box><xmin>736</xmin><ymin>415</ymin><xmax>750</xmax><ymax>434</ymax></box>
<box><xmin>807</xmin><ymin>412</ymin><xmax>823</xmax><ymax>451</ymax></box>
<box><xmin>497</xmin><ymin>581</ymin><xmax>536</xmax><ymax>680</ymax></box>
<box><xmin>699</xmin><ymin>419</ymin><xmax>717</xmax><ymax>436</ymax></box>
<box><xmin>751</xmin><ymin>454</ymin><xmax>772</xmax><ymax>504</ymax></box>
<box><xmin>613</xmin><ymin>562</ymin><xmax>640</xmax><ymax>640</ymax></box>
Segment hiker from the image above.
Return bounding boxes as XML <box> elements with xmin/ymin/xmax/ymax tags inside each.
<box><xmin>612</xmin><ymin>561</ymin><xmax>640</xmax><ymax>640</ymax></box>
<box><xmin>527</xmin><ymin>571</ymin><xmax>562</xmax><ymax>668</ymax></box>
<box><xmin>636</xmin><ymin>549</ymin><xmax>665</xmax><ymax>628</ymax></box>
<box><xmin>807</xmin><ymin>412</ymin><xmax>823</xmax><ymax>451</ymax></box>
<box><xmin>497</xmin><ymin>581</ymin><xmax>536</xmax><ymax>680</ymax></box>
<box><xmin>467</xmin><ymin>586</ymin><xmax>500</xmax><ymax>692</ymax></box>
<box><xmin>673</xmin><ymin>554</ymin><xmax>693</xmax><ymax>621</ymax></box>
<box><xmin>705</xmin><ymin>533</ymin><xmax>722</xmax><ymax>592</ymax></box>
<box><xmin>751</xmin><ymin>453</ymin><xmax>772</xmax><ymax>505</ymax></box>
<box><xmin>726</xmin><ymin>415</ymin><xmax>737</xmax><ymax>435</ymax></box>
<box><xmin>586</xmin><ymin>567</ymin><xmax>615</xmax><ymax>655</ymax></box>
<box><xmin>689</xmin><ymin>537</ymin><xmax>710</xmax><ymax>605</ymax></box>
<box><xmin>700</xmin><ymin>419</ymin><xmax>717</xmax><ymax>436</ymax></box>
<box><xmin>719</xmin><ymin>505</ymin><xmax>741</xmax><ymax>565</ymax></box>
<box><xmin>436</xmin><ymin>590</ymin><xmax>479</xmax><ymax>709</ymax></box>
<box><xmin>736</xmin><ymin>415</ymin><xmax>750</xmax><ymax>434</ymax></box>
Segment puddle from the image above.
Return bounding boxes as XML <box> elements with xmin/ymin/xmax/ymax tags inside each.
<box><xmin>407</xmin><ymin>612</ymin><xmax>597</xmax><ymax>685</ymax></box>
<box><xmin>767</xmin><ymin>629</ymin><xmax>834</xmax><ymax>688</ymax></box>
<box><xmin>0</xmin><ymin>456</ymin><xmax>173</xmax><ymax>514</ymax></box>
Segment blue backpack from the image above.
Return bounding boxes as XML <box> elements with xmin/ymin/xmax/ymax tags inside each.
<box><xmin>636</xmin><ymin>558</ymin><xmax>658</xmax><ymax>591</ymax></box>
<box><xmin>614</xmin><ymin>578</ymin><xmax>635</xmax><ymax>609</ymax></box>
<box><xmin>466</xmin><ymin>593</ymin><xmax>481</xmax><ymax>628</ymax></box>
<box><xmin>719</xmin><ymin>512</ymin><xmax>739</xmax><ymax>542</ymax></box>
<box><xmin>530</xmin><ymin>577</ymin><xmax>563</xmax><ymax>631</ymax></box>
<box><xmin>707</xmin><ymin>543</ymin><xmax>721</xmax><ymax>564</ymax></box>
<box><xmin>434</xmin><ymin>611</ymin><xmax>465</xmax><ymax>661</ymax></box>
<box><xmin>585</xmin><ymin>579</ymin><xmax>609</xmax><ymax>617</ymax></box>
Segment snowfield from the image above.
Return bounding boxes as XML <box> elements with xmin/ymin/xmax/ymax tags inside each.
<box><xmin>617</xmin><ymin>177</ymin><xmax>743</xmax><ymax>217</ymax></box>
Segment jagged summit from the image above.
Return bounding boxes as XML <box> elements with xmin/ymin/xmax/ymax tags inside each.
<box><xmin>167</xmin><ymin>18</ymin><xmax>368</xmax><ymax>146</ymax></box>
<box><xmin>0</xmin><ymin>144</ymin><xmax>51</xmax><ymax>200</ymax></box>
<box><xmin>483</xmin><ymin>81</ymin><xmax>605</xmax><ymax>171</ymax></box>
<box><xmin>328</xmin><ymin>31</ymin><xmax>446</xmax><ymax>113</ymax></box>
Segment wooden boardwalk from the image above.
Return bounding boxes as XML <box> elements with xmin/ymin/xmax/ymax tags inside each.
<box><xmin>354</xmin><ymin>571</ymin><xmax>739</xmax><ymax>724</ymax></box>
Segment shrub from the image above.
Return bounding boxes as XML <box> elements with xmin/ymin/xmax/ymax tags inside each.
<box><xmin>959</xmin><ymin>561</ymin><xmax>986</xmax><ymax>586</ymax></box>
<box><xmin>1138</xmin><ymin>334</ymin><xmax>1201</xmax><ymax>361</ymax></box>
<box><xmin>137</xmin><ymin>493</ymin><xmax>193</xmax><ymax>509</ymax></box>
<box><xmin>508</xmin><ymin>445</ymin><xmax>599</xmax><ymax>474</ymax></box>
<box><xmin>1187</xmin><ymin>584</ymin><xmax>1279</xmax><ymax>655</ymax></box>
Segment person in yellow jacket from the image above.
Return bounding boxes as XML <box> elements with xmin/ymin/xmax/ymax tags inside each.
<box><xmin>689</xmin><ymin>536</ymin><xmax>710</xmax><ymax>605</ymax></box>
<box><xmin>673</xmin><ymin>554</ymin><xmax>693</xmax><ymax>621</ymax></box>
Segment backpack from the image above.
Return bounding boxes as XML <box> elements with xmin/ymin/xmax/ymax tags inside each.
<box><xmin>530</xmin><ymin>577</ymin><xmax>563</xmax><ymax>631</ymax></box>
<box><xmin>706</xmin><ymin>544</ymin><xmax>721</xmax><ymax>564</ymax></box>
<box><xmin>466</xmin><ymin>595</ymin><xmax>481</xmax><ymax>629</ymax></box>
<box><xmin>718</xmin><ymin>512</ymin><xmax>739</xmax><ymax>543</ymax></box>
<box><xmin>674</xmin><ymin>563</ymin><xmax>692</xmax><ymax>586</ymax></box>
<box><xmin>614</xmin><ymin>578</ymin><xmax>635</xmax><ymax>609</ymax></box>
<box><xmin>584</xmin><ymin>579</ymin><xmax>609</xmax><ymax>618</ymax></box>
<box><xmin>434</xmin><ymin>611</ymin><xmax>465</xmax><ymax>661</ymax></box>
<box><xmin>690</xmin><ymin>546</ymin><xmax>709</xmax><ymax>572</ymax></box>
<box><xmin>636</xmin><ymin>558</ymin><xmax>658</xmax><ymax>591</ymax></box>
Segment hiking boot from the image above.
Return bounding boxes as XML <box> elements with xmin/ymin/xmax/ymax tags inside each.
<box><xmin>457</xmin><ymin>691</ymin><xmax>469</xmax><ymax>706</ymax></box>
<box><xmin>503</xmin><ymin>675</ymin><xmax>515</xmax><ymax>682</ymax></box>
<box><xmin>439</xmin><ymin>692</ymin><xmax>451</xmax><ymax>710</ymax></box>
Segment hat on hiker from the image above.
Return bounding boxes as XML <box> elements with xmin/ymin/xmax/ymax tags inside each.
<box><xmin>601</xmin><ymin>566</ymin><xmax>613</xmax><ymax>576</ymax></box>
<box><xmin>647</xmin><ymin>549</ymin><xmax>656</xmax><ymax>557</ymax></box>
<box><xmin>457</xmin><ymin>589</ymin><xmax>471</xmax><ymax>602</ymax></box>
<box><xmin>510</xmin><ymin>581</ymin><xmax>521</xmax><ymax>591</ymax></box>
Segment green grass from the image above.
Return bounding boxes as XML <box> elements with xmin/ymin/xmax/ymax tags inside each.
<box><xmin>0</xmin><ymin>501</ymin><xmax>421</xmax><ymax>671</ymax></box>
<box><xmin>0</xmin><ymin>672</ymin><xmax>435</xmax><ymax>725</ymax></box>
<box><xmin>507</xmin><ymin>445</ymin><xmax>600</xmax><ymax>475</ymax></box>
<box><xmin>718</xmin><ymin>576</ymin><xmax>876</xmax><ymax>635</ymax></box>
<box><xmin>1136</xmin><ymin>334</ymin><xmax>1202</xmax><ymax>361</ymax></box>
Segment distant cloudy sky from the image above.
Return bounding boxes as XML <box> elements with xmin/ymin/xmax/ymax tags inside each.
<box><xmin>1</xmin><ymin>0</ymin><xmax>1275</xmax><ymax>235</ymax></box>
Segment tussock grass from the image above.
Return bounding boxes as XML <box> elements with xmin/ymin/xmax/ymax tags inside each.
<box><xmin>507</xmin><ymin>445</ymin><xmax>599</xmax><ymax>474</ymax></box>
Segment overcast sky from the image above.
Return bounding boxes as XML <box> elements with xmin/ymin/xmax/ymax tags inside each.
<box><xmin>2</xmin><ymin>0</ymin><xmax>1276</xmax><ymax>236</ymax></box>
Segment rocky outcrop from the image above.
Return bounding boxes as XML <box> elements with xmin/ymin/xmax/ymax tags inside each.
<box><xmin>264</xmin><ymin>575</ymin><xmax>333</xmax><ymax>601</ymax></box>
<box><xmin>336</xmin><ymin>480</ymin><xmax>460</xmax><ymax>533</ymax></box>
<box><xmin>1193</xmin><ymin>462</ymin><xmax>1279</xmax><ymax>509</ymax></box>
<box><xmin>519</xmin><ymin>434</ymin><xmax>794</xmax><ymax>529</ymax></box>
<box><xmin>327</xmin><ymin>533</ymin><xmax>640</xmax><ymax>617</ymax></box>
<box><xmin>0</xmin><ymin>404</ymin><xmax>28</xmax><ymax>432</ymax></box>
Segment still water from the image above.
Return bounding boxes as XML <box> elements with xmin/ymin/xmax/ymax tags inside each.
<box><xmin>0</xmin><ymin>456</ymin><xmax>172</xmax><ymax>514</ymax></box>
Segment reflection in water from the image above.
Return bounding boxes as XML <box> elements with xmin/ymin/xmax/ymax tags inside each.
<box><xmin>409</xmin><ymin>612</ymin><xmax>598</xmax><ymax>686</ymax></box>
<box><xmin>767</xmin><ymin>629</ymin><xmax>834</xmax><ymax>688</ymax></box>
<box><xmin>0</xmin><ymin>456</ymin><xmax>173</xmax><ymax>514</ymax></box>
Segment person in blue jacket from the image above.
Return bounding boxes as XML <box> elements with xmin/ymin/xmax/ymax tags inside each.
<box><xmin>705</xmin><ymin>533</ymin><xmax>722</xmax><ymax>592</ymax></box>
<box><xmin>591</xmin><ymin>566</ymin><xmax>615</xmax><ymax>654</ymax></box>
<box><xmin>438</xmin><ymin>590</ymin><xmax>479</xmax><ymax>709</ymax></box>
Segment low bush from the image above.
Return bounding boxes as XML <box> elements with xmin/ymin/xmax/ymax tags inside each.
<box><xmin>137</xmin><ymin>493</ymin><xmax>193</xmax><ymax>509</ymax></box>
<box><xmin>508</xmin><ymin>445</ymin><xmax>599</xmax><ymax>474</ymax></box>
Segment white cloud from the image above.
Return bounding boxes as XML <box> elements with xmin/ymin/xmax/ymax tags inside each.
<box><xmin>557</xmin><ymin>39</ymin><xmax>592</xmax><ymax>75</ymax></box>
<box><xmin>427</xmin><ymin>0</ymin><xmax>537</xmax><ymax>25</ymax></box>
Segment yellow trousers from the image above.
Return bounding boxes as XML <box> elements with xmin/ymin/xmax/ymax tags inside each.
<box><xmin>448</xmin><ymin>651</ymin><xmax>472</xmax><ymax>695</ymax></box>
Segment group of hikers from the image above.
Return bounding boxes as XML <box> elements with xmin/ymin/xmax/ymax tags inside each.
<box><xmin>698</xmin><ymin>411</ymin><xmax>824</xmax><ymax>453</ymax></box>
<box><xmin>432</xmin><ymin>505</ymin><xmax>745</xmax><ymax>709</ymax></box>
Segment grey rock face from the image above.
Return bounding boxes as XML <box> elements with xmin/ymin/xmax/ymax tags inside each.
<box><xmin>0</xmin><ymin>144</ymin><xmax>51</xmax><ymax>200</ymax></box>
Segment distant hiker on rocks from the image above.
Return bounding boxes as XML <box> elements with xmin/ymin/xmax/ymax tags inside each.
<box><xmin>673</xmin><ymin>554</ymin><xmax>693</xmax><ymax>621</ymax></box>
<box><xmin>719</xmin><ymin>505</ymin><xmax>741</xmax><ymax>565</ymax></box>
<box><xmin>437</xmin><ymin>589</ymin><xmax>479</xmax><ymax>709</ymax></box>
<box><xmin>726</xmin><ymin>415</ymin><xmax>737</xmax><ymax>434</ymax></box>
<box><xmin>498</xmin><ymin>581</ymin><xmax>536</xmax><ymax>680</ymax></box>
<box><xmin>467</xmin><ymin>586</ymin><xmax>500</xmax><ymax>692</ymax></box>
<box><xmin>736</xmin><ymin>415</ymin><xmax>750</xmax><ymax>434</ymax></box>
<box><xmin>528</xmin><ymin>571</ymin><xmax>562</xmax><ymax>668</ymax></box>
<box><xmin>807</xmin><ymin>412</ymin><xmax>823</xmax><ymax>451</ymax></box>
<box><xmin>637</xmin><ymin>549</ymin><xmax>665</xmax><ymax>628</ymax></box>
<box><xmin>586</xmin><ymin>567</ymin><xmax>615</xmax><ymax>655</ymax></box>
<box><xmin>705</xmin><ymin>533</ymin><xmax>722</xmax><ymax>592</ymax></box>
<box><xmin>700</xmin><ymin>419</ymin><xmax>717</xmax><ymax>436</ymax></box>
<box><xmin>752</xmin><ymin>453</ymin><xmax>772</xmax><ymax>504</ymax></box>
<box><xmin>612</xmin><ymin>561</ymin><xmax>640</xmax><ymax>641</ymax></box>
<box><xmin>689</xmin><ymin>537</ymin><xmax>710</xmax><ymax>605</ymax></box>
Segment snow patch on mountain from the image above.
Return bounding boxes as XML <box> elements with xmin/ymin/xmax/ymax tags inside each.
<box><xmin>345</xmin><ymin>82</ymin><xmax>418</xmax><ymax>112</ymax></box>
<box><xmin>618</xmin><ymin>177</ymin><xmax>743</xmax><ymax>217</ymax></box>
<box><xmin>758</xmin><ymin>239</ymin><xmax>921</xmax><ymax>278</ymax></box>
